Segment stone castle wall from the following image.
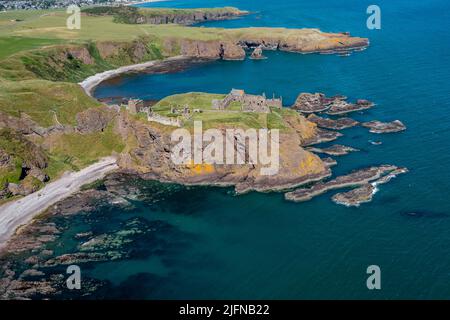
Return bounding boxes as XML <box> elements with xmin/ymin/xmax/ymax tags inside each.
<box><xmin>148</xmin><ymin>113</ymin><xmax>182</xmax><ymax>127</ymax></box>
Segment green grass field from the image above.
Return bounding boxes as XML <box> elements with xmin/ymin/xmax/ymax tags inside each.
<box><xmin>0</xmin><ymin>79</ymin><xmax>102</xmax><ymax>127</ymax></box>
<box><xmin>0</xmin><ymin>36</ymin><xmax>63</xmax><ymax>60</ymax></box>
<box><xmin>45</xmin><ymin>123</ymin><xmax>125</xmax><ymax>170</ymax></box>
<box><xmin>152</xmin><ymin>92</ymin><xmax>293</xmax><ymax>130</ymax></box>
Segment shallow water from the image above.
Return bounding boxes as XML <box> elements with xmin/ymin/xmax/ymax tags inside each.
<box><xmin>9</xmin><ymin>0</ymin><xmax>450</xmax><ymax>299</ymax></box>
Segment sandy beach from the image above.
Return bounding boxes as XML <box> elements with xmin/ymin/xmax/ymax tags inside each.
<box><xmin>0</xmin><ymin>55</ymin><xmax>189</xmax><ymax>249</ymax></box>
<box><xmin>0</xmin><ymin>157</ymin><xmax>118</xmax><ymax>249</ymax></box>
<box><xmin>79</xmin><ymin>55</ymin><xmax>185</xmax><ymax>96</ymax></box>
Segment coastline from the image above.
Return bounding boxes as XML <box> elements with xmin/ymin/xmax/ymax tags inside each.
<box><xmin>79</xmin><ymin>55</ymin><xmax>186</xmax><ymax>97</ymax></box>
<box><xmin>0</xmin><ymin>55</ymin><xmax>201</xmax><ymax>250</ymax></box>
<box><xmin>124</xmin><ymin>0</ymin><xmax>169</xmax><ymax>6</ymax></box>
<box><xmin>0</xmin><ymin>157</ymin><xmax>118</xmax><ymax>250</ymax></box>
<box><xmin>0</xmin><ymin>43</ymin><xmax>373</xmax><ymax>250</ymax></box>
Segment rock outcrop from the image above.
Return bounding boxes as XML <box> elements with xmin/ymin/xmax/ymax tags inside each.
<box><xmin>306</xmin><ymin>144</ymin><xmax>359</xmax><ymax>156</ymax></box>
<box><xmin>292</xmin><ymin>93</ymin><xmax>334</xmax><ymax>113</ymax></box>
<box><xmin>250</xmin><ymin>46</ymin><xmax>265</xmax><ymax>59</ymax></box>
<box><xmin>285</xmin><ymin>165</ymin><xmax>408</xmax><ymax>203</ymax></box>
<box><xmin>83</xmin><ymin>6</ymin><xmax>248</xmax><ymax>26</ymax></box>
<box><xmin>66</xmin><ymin>47</ymin><xmax>94</xmax><ymax>65</ymax></box>
<box><xmin>236</xmin><ymin>28</ymin><xmax>368</xmax><ymax>54</ymax></box>
<box><xmin>180</xmin><ymin>40</ymin><xmax>246</xmax><ymax>60</ymax></box>
<box><xmin>326</xmin><ymin>99</ymin><xmax>374</xmax><ymax>115</ymax></box>
<box><xmin>114</xmin><ymin>112</ymin><xmax>329</xmax><ymax>194</ymax></box>
<box><xmin>362</xmin><ymin>120</ymin><xmax>406</xmax><ymax>133</ymax></box>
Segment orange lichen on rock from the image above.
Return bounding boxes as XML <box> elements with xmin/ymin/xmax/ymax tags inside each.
<box><xmin>187</xmin><ymin>161</ymin><xmax>215</xmax><ymax>175</ymax></box>
<box><xmin>297</xmin><ymin>152</ymin><xmax>325</xmax><ymax>175</ymax></box>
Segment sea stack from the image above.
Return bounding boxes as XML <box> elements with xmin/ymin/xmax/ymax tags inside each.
<box><xmin>250</xmin><ymin>45</ymin><xmax>265</xmax><ymax>59</ymax></box>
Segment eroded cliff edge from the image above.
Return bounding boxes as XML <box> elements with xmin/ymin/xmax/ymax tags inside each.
<box><xmin>82</xmin><ymin>6</ymin><xmax>249</xmax><ymax>25</ymax></box>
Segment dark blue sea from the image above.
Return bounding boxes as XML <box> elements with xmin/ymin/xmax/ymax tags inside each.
<box><xmin>67</xmin><ymin>0</ymin><xmax>450</xmax><ymax>298</ymax></box>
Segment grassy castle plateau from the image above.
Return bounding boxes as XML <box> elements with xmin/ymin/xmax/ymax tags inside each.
<box><xmin>1</xmin><ymin>5</ymin><xmax>402</xmax><ymax>206</ymax></box>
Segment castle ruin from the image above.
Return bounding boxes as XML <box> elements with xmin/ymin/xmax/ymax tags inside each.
<box><xmin>212</xmin><ymin>89</ymin><xmax>282</xmax><ymax>113</ymax></box>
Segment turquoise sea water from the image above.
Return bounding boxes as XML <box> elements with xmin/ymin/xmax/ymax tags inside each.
<box><xmin>68</xmin><ymin>0</ymin><xmax>450</xmax><ymax>298</ymax></box>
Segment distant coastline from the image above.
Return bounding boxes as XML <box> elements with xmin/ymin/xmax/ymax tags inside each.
<box><xmin>125</xmin><ymin>0</ymin><xmax>169</xmax><ymax>6</ymax></box>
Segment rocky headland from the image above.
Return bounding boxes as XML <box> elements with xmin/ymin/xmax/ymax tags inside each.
<box><xmin>82</xmin><ymin>6</ymin><xmax>249</xmax><ymax>25</ymax></box>
<box><xmin>306</xmin><ymin>144</ymin><xmax>359</xmax><ymax>156</ymax></box>
<box><xmin>302</xmin><ymin>128</ymin><xmax>343</xmax><ymax>146</ymax></box>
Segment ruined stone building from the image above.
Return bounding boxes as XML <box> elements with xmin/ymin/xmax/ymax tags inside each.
<box><xmin>127</xmin><ymin>99</ymin><xmax>144</xmax><ymax>114</ymax></box>
<box><xmin>211</xmin><ymin>89</ymin><xmax>282</xmax><ymax>113</ymax></box>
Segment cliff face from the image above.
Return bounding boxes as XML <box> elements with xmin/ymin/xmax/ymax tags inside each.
<box><xmin>114</xmin><ymin>113</ymin><xmax>329</xmax><ymax>194</ymax></box>
<box><xmin>179</xmin><ymin>40</ymin><xmax>246</xmax><ymax>60</ymax></box>
<box><xmin>234</xmin><ymin>28</ymin><xmax>369</xmax><ymax>53</ymax></box>
<box><xmin>82</xmin><ymin>6</ymin><xmax>248</xmax><ymax>26</ymax></box>
<box><xmin>10</xmin><ymin>27</ymin><xmax>368</xmax><ymax>83</ymax></box>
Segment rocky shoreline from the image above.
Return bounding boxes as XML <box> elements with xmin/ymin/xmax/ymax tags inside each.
<box><xmin>285</xmin><ymin>165</ymin><xmax>408</xmax><ymax>204</ymax></box>
<box><xmin>79</xmin><ymin>55</ymin><xmax>189</xmax><ymax>96</ymax></box>
<box><xmin>306</xmin><ymin>144</ymin><xmax>359</xmax><ymax>156</ymax></box>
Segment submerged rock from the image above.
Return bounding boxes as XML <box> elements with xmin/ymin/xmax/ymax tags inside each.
<box><xmin>44</xmin><ymin>251</ymin><xmax>123</xmax><ymax>267</ymax></box>
<box><xmin>293</xmin><ymin>93</ymin><xmax>373</xmax><ymax>116</ymax></box>
<box><xmin>362</xmin><ymin>120</ymin><xmax>406</xmax><ymax>133</ymax></box>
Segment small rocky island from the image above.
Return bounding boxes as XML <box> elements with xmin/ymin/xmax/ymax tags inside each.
<box><xmin>362</xmin><ymin>120</ymin><xmax>407</xmax><ymax>133</ymax></box>
<box><xmin>307</xmin><ymin>114</ymin><xmax>359</xmax><ymax>130</ymax></box>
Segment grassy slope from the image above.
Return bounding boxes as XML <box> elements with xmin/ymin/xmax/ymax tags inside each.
<box><xmin>0</xmin><ymin>10</ymin><xmax>333</xmax><ymax>52</ymax></box>
<box><xmin>0</xmin><ymin>79</ymin><xmax>102</xmax><ymax>127</ymax></box>
<box><xmin>0</xmin><ymin>11</ymin><xmax>131</xmax><ymax>187</ymax></box>
<box><xmin>0</xmin><ymin>36</ymin><xmax>63</xmax><ymax>60</ymax></box>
